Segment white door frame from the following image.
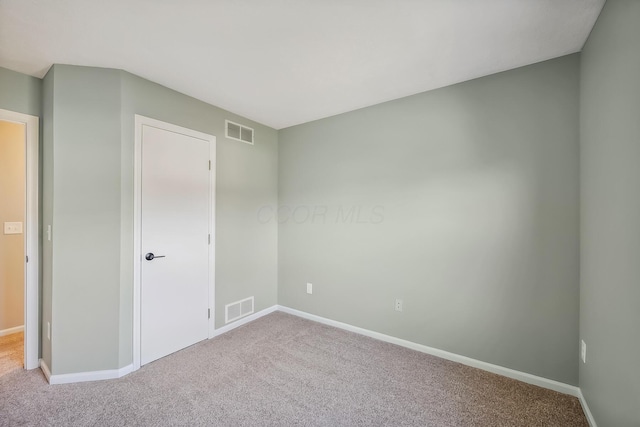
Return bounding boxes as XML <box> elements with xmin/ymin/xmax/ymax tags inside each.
<box><xmin>0</xmin><ymin>108</ymin><xmax>39</xmax><ymax>370</ymax></box>
<box><xmin>132</xmin><ymin>115</ymin><xmax>216</xmax><ymax>371</ymax></box>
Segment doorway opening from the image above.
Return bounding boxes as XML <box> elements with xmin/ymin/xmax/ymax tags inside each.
<box><xmin>0</xmin><ymin>109</ymin><xmax>39</xmax><ymax>375</ymax></box>
<box><xmin>0</xmin><ymin>119</ymin><xmax>25</xmax><ymax>375</ymax></box>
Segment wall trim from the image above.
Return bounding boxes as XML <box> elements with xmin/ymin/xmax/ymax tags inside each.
<box><xmin>37</xmin><ymin>305</ymin><xmax>278</xmax><ymax>385</ymax></box>
<box><xmin>211</xmin><ymin>305</ymin><xmax>278</xmax><ymax>338</ymax></box>
<box><xmin>0</xmin><ymin>325</ymin><xmax>24</xmax><ymax>337</ymax></box>
<box><xmin>36</xmin><ymin>301</ymin><xmax>592</xmax><ymax>424</ymax></box>
<box><xmin>40</xmin><ymin>358</ymin><xmax>134</xmax><ymax>385</ymax></box>
<box><xmin>39</xmin><ymin>359</ymin><xmax>51</xmax><ymax>382</ymax></box>
<box><xmin>577</xmin><ymin>390</ymin><xmax>598</xmax><ymax>427</ymax></box>
<box><xmin>277</xmin><ymin>305</ymin><xmax>581</xmax><ymax>397</ymax></box>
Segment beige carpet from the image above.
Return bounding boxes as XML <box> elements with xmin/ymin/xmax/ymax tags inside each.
<box><xmin>0</xmin><ymin>313</ymin><xmax>587</xmax><ymax>426</ymax></box>
<box><xmin>0</xmin><ymin>331</ymin><xmax>23</xmax><ymax>377</ymax></box>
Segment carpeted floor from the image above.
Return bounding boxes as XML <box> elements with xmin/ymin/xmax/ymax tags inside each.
<box><xmin>0</xmin><ymin>312</ymin><xmax>587</xmax><ymax>426</ymax></box>
<box><xmin>0</xmin><ymin>331</ymin><xmax>23</xmax><ymax>377</ymax></box>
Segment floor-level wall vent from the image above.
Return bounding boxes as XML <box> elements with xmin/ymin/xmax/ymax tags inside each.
<box><xmin>225</xmin><ymin>296</ymin><xmax>254</xmax><ymax>323</ymax></box>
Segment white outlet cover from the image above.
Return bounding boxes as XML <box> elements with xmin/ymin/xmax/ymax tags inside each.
<box><xmin>581</xmin><ymin>340</ymin><xmax>586</xmax><ymax>363</ymax></box>
<box><xmin>306</xmin><ymin>283</ymin><xmax>312</xmax><ymax>294</ymax></box>
<box><xmin>3</xmin><ymin>221</ymin><xmax>23</xmax><ymax>234</ymax></box>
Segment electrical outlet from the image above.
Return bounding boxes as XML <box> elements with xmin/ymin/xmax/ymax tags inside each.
<box><xmin>306</xmin><ymin>282</ymin><xmax>312</xmax><ymax>294</ymax></box>
<box><xmin>581</xmin><ymin>340</ymin><xmax>586</xmax><ymax>363</ymax></box>
<box><xmin>47</xmin><ymin>322</ymin><xmax>51</xmax><ymax>340</ymax></box>
<box><xmin>395</xmin><ymin>299</ymin><xmax>403</xmax><ymax>312</ymax></box>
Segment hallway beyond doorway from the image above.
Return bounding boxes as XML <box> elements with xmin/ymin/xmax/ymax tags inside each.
<box><xmin>0</xmin><ymin>331</ymin><xmax>23</xmax><ymax>376</ymax></box>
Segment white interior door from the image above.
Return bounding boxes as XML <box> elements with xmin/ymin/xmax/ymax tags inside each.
<box><xmin>140</xmin><ymin>124</ymin><xmax>211</xmax><ymax>366</ymax></box>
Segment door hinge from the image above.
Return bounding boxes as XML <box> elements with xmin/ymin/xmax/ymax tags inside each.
<box><xmin>208</xmin><ymin>308</ymin><xmax>211</xmax><ymax>319</ymax></box>
<box><xmin>208</xmin><ymin>234</ymin><xmax>211</xmax><ymax>245</ymax></box>
<box><xmin>208</xmin><ymin>160</ymin><xmax>211</xmax><ymax>170</ymax></box>
<box><xmin>26</xmin><ymin>255</ymin><xmax>29</xmax><ymax>263</ymax></box>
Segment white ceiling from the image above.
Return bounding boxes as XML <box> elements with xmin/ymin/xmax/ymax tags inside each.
<box><xmin>0</xmin><ymin>0</ymin><xmax>604</xmax><ymax>129</ymax></box>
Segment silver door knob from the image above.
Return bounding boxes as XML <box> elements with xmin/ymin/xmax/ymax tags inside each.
<box><xmin>145</xmin><ymin>253</ymin><xmax>166</xmax><ymax>261</ymax></box>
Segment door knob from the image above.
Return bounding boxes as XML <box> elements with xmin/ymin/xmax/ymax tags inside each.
<box><xmin>145</xmin><ymin>253</ymin><xmax>166</xmax><ymax>261</ymax></box>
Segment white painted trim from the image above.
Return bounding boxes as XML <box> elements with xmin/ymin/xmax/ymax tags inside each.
<box><xmin>42</xmin><ymin>361</ymin><xmax>134</xmax><ymax>385</ymax></box>
<box><xmin>39</xmin><ymin>359</ymin><xmax>51</xmax><ymax>382</ymax></box>
<box><xmin>207</xmin><ymin>139</ymin><xmax>217</xmax><ymax>338</ymax></box>
<box><xmin>0</xmin><ymin>109</ymin><xmax>39</xmax><ymax>370</ymax></box>
<box><xmin>277</xmin><ymin>306</ymin><xmax>580</xmax><ymax>397</ymax></box>
<box><xmin>132</xmin><ymin>115</ymin><xmax>142</xmax><ymax>371</ymax></box>
<box><xmin>577</xmin><ymin>390</ymin><xmax>598</xmax><ymax>427</ymax></box>
<box><xmin>211</xmin><ymin>305</ymin><xmax>278</xmax><ymax>338</ymax></box>
<box><xmin>0</xmin><ymin>325</ymin><xmax>24</xmax><ymax>337</ymax></box>
<box><xmin>35</xmin><ymin>303</ymin><xmax>588</xmax><ymax>407</ymax></box>
<box><xmin>133</xmin><ymin>115</ymin><xmax>216</xmax><ymax>371</ymax></box>
<box><xmin>24</xmin><ymin>112</ymin><xmax>39</xmax><ymax>371</ymax></box>
<box><xmin>36</xmin><ymin>306</ymin><xmax>277</xmax><ymax>385</ymax></box>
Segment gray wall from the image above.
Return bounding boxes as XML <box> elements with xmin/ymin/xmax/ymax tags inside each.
<box><xmin>0</xmin><ymin>66</ymin><xmax>41</xmax><ymax>117</ymax></box>
<box><xmin>40</xmin><ymin>65</ymin><xmax>278</xmax><ymax>374</ymax></box>
<box><xmin>580</xmin><ymin>1</ymin><xmax>640</xmax><ymax>425</ymax></box>
<box><xmin>45</xmin><ymin>65</ymin><xmax>123</xmax><ymax>374</ymax></box>
<box><xmin>119</xmin><ymin>71</ymin><xmax>279</xmax><ymax>367</ymax></box>
<box><xmin>279</xmin><ymin>55</ymin><xmax>580</xmax><ymax>385</ymax></box>
<box><xmin>41</xmin><ymin>68</ymin><xmax>54</xmax><ymax>369</ymax></box>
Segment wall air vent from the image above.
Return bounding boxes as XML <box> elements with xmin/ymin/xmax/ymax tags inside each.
<box><xmin>225</xmin><ymin>296</ymin><xmax>255</xmax><ymax>323</ymax></box>
<box><xmin>225</xmin><ymin>120</ymin><xmax>254</xmax><ymax>145</ymax></box>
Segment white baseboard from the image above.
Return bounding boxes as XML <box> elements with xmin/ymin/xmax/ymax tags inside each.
<box><xmin>577</xmin><ymin>390</ymin><xmax>598</xmax><ymax>427</ymax></box>
<box><xmin>0</xmin><ymin>325</ymin><xmax>24</xmax><ymax>337</ymax></box>
<box><xmin>277</xmin><ymin>305</ymin><xmax>580</xmax><ymax>398</ymax></box>
<box><xmin>211</xmin><ymin>304</ymin><xmax>278</xmax><ymax>338</ymax></box>
<box><xmin>38</xmin><ymin>305</ymin><xmax>278</xmax><ymax>385</ymax></box>
<box><xmin>40</xmin><ymin>358</ymin><xmax>134</xmax><ymax>385</ymax></box>
<box><xmin>37</xmin><ymin>302</ymin><xmax>590</xmax><ymax>418</ymax></box>
<box><xmin>39</xmin><ymin>359</ymin><xmax>52</xmax><ymax>382</ymax></box>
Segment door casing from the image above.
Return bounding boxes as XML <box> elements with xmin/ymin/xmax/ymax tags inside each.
<box><xmin>132</xmin><ymin>115</ymin><xmax>216</xmax><ymax>371</ymax></box>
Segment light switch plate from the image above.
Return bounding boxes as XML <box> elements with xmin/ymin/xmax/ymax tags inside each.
<box><xmin>4</xmin><ymin>222</ymin><xmax>23</xmax><ymax>235</ymax></box>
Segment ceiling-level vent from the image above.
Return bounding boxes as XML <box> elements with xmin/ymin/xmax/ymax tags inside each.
<box><xmin>226</xmin><ymin>120</ymin><xmax>254</xmax><ymax>145</ymax></box>
<box><xmin>225</xmin><ymin>296</ymin><xmax>254</xmax><ymax>323</ymax></box>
